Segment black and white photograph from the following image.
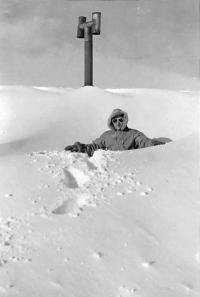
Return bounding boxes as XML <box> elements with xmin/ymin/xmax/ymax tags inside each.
<box><xmin>0</xmin><ymin>0</ymin><xmax>199</xmax><ymax>296</ymax></box>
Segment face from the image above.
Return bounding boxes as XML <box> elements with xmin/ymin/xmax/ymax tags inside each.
<box><xmin>112</xmin><ymin>116</ymin><xmax>124</xmax><ymax>131</ymax></box>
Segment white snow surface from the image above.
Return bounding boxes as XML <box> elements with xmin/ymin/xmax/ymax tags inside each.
<box><xmin>0</xmin><ymin>86</ymin><xmax>199</xmax><ymax>297</ymax></box>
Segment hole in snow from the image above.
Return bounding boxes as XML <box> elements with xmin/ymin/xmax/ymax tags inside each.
<box><xmin>52</xmin><ymin>199</ymin><xmax>75</xmax><ymax>215</ymax></box>
<box><xmin>86</xmin><ymin>160</ymin><xmax>97</xmax><ymax>170</ymax></box>
<box><xmin>63</xmin><ymin>169</ymin><xmax>78</xmax><ymax>188</ymax></box>
<box><xmin>63</xmin><ymin>167</ymin><xmax>90</xmax><ymax>188</ymax></box>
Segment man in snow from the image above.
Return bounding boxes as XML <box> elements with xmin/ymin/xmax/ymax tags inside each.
<box><xmin>64</xmin><ymin>108</ymin><xmax>166</xmax><ymax>157</ymax></box>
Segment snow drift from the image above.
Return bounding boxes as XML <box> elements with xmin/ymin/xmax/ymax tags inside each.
<box><xmin>0</xmin><ymin>86</ymin><xmax>199</xmax><ymax>297</ymax></box>
<box><xmin>0</xmin><ymin>86</ymin><xmax>199</xmax><ymax>152</ymax></box>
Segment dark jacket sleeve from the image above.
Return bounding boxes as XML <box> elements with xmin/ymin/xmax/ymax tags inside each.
<box><xmin>84</xmin><ymin>133</ymin><xmax>107</xmax><ymax>157</ymax></box>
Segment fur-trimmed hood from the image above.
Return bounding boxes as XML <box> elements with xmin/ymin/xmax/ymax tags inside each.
<box><xmin>107</xmin><ymin>108</ymin><xmax>128</xmax><ymax>131</ymax></box>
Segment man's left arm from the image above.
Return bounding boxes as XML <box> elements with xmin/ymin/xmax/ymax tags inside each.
<box><xmin>133</xmin><ymin>131</ymin><xmax>165</xmax><ymax>148</ymax></box>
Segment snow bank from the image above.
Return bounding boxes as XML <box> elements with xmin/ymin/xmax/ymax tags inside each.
<box><xmin>0</xmin><ymin>86</ymin><xmax>199</xmax><ymax>297</ymax></box>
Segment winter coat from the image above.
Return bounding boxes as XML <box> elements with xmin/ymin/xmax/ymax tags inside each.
<box><xmin>82</xmin><ymin>109</ymin><xmax>164</xmax><ymax>156</ymax></box>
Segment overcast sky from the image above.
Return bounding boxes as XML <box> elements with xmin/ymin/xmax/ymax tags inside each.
<box><xmin>0</xmin><ymin>0</ymin><xmax>199</xmax><ymax>89</ymax></box>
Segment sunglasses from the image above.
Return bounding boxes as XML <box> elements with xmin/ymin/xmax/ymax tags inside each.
<box><xmin>112</xmin><ymin>117</ymin><xmax>124</xmax><ymax>124</ymax></box>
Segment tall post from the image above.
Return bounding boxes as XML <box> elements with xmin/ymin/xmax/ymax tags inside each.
<box><xmin>84</xmin><ymin>26</ymin><xmax>93</xmax><ymax>86</ymax></box>
<box><xmin>77</xmin><ymin>12</ymin><xmax>101</xmax><ymax>86</ymax></box>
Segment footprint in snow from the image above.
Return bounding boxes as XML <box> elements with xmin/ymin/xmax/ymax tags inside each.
<box><xmin>86</xmin><ymin>160</ymin><xmax>97</xmax><ymax>170</ymax></box>
<box><xmin>52</xmin><ymin>199</ymin><xmax>80</xmax><ymax>216</ymax></box>
<box><xmin>52</xmin><ymin>193</ymin><xmax>95</xmax><ymax>216</ymax></box>
<box><xmin>62</xmin><ymin>168</ymin><xmax>78</xmax><ymax>188</ymax></box>
<box><xmin>62</xmin><ymin>166</ymin><xmax>90</xmax><ymax>188</ymax></box>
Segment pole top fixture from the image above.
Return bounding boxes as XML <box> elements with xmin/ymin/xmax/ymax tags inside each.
<box><xmin>77</xmin><ymin>12</ymin><xmax>101</xmax><ymax>38</ymax></box>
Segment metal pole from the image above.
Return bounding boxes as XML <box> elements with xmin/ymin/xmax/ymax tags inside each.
<box><xmin>84</xmin><ymin>26</ymin><xmax>93</xmax><ymax>86</ymax></box>
<box><xmin>77</xmin><ymin>12</ymin><xmax>101</xmax><ymax>86</ymax></box>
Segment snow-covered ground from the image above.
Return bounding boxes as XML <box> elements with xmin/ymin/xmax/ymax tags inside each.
<box><xmin>0</xmin><ymin>86</ymin><xmax>199</xmax><ymax>297</ymax></box>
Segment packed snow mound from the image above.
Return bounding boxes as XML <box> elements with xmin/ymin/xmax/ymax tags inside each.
<box><xmin>0</xmin><ymin>132</ymin><xmax>199</xmax><ymax>297</ymax></box>
<box><xmin>0</xmin><ymin>86</ymin><xmax>199</xmax><ymax>154</ymax></box>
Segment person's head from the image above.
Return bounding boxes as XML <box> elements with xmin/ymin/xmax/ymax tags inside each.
<box><xmin>112</xmin><ymin>115</ymin><xmax>124</xmax><ymax>131</ymax></box>
<box><xmin>108</xmin><ymin>109</ymin><xmax>128</xmax><ymax>131</ymax></box>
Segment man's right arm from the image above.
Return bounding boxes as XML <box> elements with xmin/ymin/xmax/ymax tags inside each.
<box><xmin>84</xmin><ymin>133</ymin><xmax>107</xmax><ymax>156</ymax></box>
<box><xmin>64</xmin><ymin>132</ymin><xmax>107</xmax><ymax>157</ymax></box>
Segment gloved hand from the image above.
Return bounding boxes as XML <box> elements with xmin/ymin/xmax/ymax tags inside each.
<box><xmin>64</xmin><ymin>142</ymin><xmax>86</xmax><ymax>153</ymax></box>
<box><xmin>151</xmin><ymin>138</ymin><xmax>165</xmax><ymax>146</ymax></box>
